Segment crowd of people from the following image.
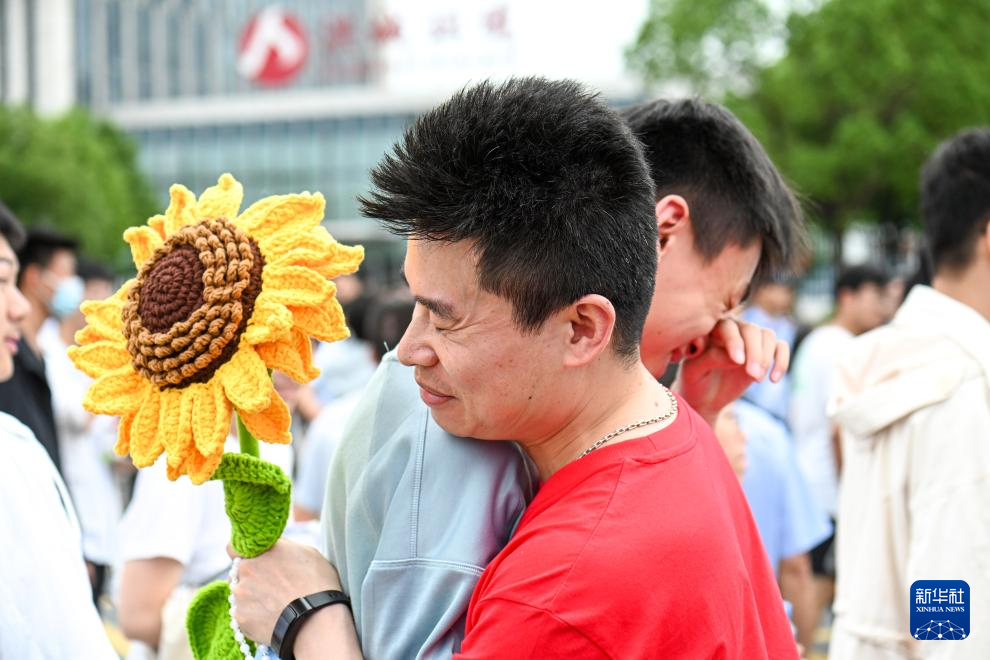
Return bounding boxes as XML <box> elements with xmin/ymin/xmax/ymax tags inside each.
<box><xmin>1</xmin><ymin>76</ymin><xmax>988</xmax><ymax>660</ymax></box>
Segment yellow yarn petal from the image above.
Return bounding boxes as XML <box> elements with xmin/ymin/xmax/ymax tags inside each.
<box><xmin>192</xmin><ymin>379</ymin><xmax>232</xmax><ymax>459</ymax></box>
<box><xmin>146</xmin><ymin>214</ymin><xmax>167</xmax><ymax>240</ymax></box>
<box><xmin>164</xmin><ymin>184</ymin><xmax>198</xmax><ymax>235</ymax></box>
<box><xmin>157</xmin><ymin>388</ymin><xmax>184</xmax><ymax>457</ymax></box>
<box><xmin>178</xmin><ymin>386</ymin><xmax>196</xmax><ymax>452</ymax></box>
<box><xmin>262</xmin><ymin>266</ymin><xmax>335</xmax><ymax>308</ymax></box>
<box><xmin>243</xmin><ymin>294</ymin><xmax>294</xmax><ymax>346</ymax></box>
<box><xmin>79</xmin><ymin>297</ymin><xmax>126</xmax><ymax>343</ymax></box>
<box><xmin>238</xmin><ymin>392</ymin><xmax>292</xmax><ymax>444</ymax></box>
<box><xmin>123</xmin><ymin>226</ymin><xmax>164</xmax><ymax>269</ymax></box>
<box><xmin>161</xmin><ymin>388</ymin><xmax>202</xmax><ymax>481</ymax></box>
<box><xmin>196</xmin><ymin>173</ymin><xmax>243</xmax><ymax>222</ymax></box>
<box><xmin>180</xmin><ymin>445</ymin><xmax>225</xmax><ymax>485</ymax></box>
<box><xmin>83</xmin><ymin>366</ymin><xmax>148</xmax><ymax>416</ymax></box>
<box><xmin>218</xmin><ymin>345</ymin><xmax>272</xmax><ymax>413</ymax></box>
<box><xmin>115</xmin><ymin>411</ymin><xmax>136</xmax><ymax>457</ymax></box>
<box><xmin>288</xmin><ymin>301</ymin><xmax>350</xmax><ymax>343</ymax></box>
<box><xmin>239</xmin><ymin>192</ymin><xmax>324</xmax><ymax>243</ymax></box>
<box><xmin>258</xmin><ymin>224</ymin><xmax>330</xmax><ymax>263</ymax></box>
<box><xmin>75</xmin><ymin>326</ymin><xmax>106</xmax><ymax>345</ymax></box>
<box><xmin>322</xmin><ymin>242</ymin><xmax>364</xmax><ymax>279</ymax></box>
<box><xmin>270</xmin><ymin>232</ymin><xmax>364</xmax><ymax>280</ymax></box>
<box><xmin>68</xmin><ymin>340</ymin><xmax>131</xmax><ymax>380</ymax></box>
<box><xmin>256</xmin><ymin>328</ymin><xmax>319</xmax><ymax>383</ymax></box>
<box><xmin>129</xmin><ymin>390</ymin><xmax>165</xmax><ymax>468</ymax></box>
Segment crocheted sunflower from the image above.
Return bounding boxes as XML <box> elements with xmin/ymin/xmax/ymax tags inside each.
<box><xmin>68</xmin><ymin>173</ymin><xmax>363</xmax><ymax>484</ymax></box>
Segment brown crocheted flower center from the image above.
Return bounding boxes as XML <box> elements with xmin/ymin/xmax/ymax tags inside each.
<box><xmin>122</xmin><ymin>218</ymin><xmax>265</xmax><ymax>389</ymax></box>
<box><xmin>138</xmin><ymin>245</ymin><xmax>206</xmax><ymax>334</ymax></box>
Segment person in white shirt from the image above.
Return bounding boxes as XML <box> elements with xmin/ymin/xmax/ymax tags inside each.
<box><xmin>789</xmin><ymin>264</ymin><xmax>890</xmax><ymax>626</ymax></box>
<box><xmin>0</xmin><ymin>201</ymin><xmax>117</xmax><ymax>659</ymax></box>
<box><xmin>830</xmin><ymin>128</ymin><xmax>990</xmax><ymax>659</ymax></box>
<box><xmin>40</xmin><ymin>259</ymin><xmax>123</xmax><ymax>603</ymax></box>
<box><xmin>116</xmin><ymin>448</ymin><xmax>236</xmax><ymax>660</ymax></box>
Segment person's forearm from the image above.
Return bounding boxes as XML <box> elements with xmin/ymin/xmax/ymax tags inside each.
<box><xmin>118</xmin><ymin>606</ymin><xmax>164</xmax><ymax>649</ymax></box>
<box><xmin>118</xmin><ymin>558</ymin><xmax>183</xmax><ymax>649</ymax></box>
<box><xmin>669</xmin><ymin>377</ymin><xmax>720</xmax><ymax>428</ymax></box>
<box><xmin>779</xmin><ymin>553</ymin><xmax>817</xmax><ymax>651</ymax></box>
<box><xmin>294</xmin><ymin>603</ymin><xmax>364</xmax><ymax>660</ymax></box>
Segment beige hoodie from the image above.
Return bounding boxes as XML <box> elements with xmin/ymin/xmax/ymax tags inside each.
<box><xmin>829</xmin><ymin>285</ymin><xmax>990</xmax><ymax>660</ymax></box>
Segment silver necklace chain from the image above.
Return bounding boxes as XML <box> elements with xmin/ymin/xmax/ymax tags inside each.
<box><xmin>580</xmin><ymin>387</ymin><xmax>679</xmax><ymax>457</ymax></box>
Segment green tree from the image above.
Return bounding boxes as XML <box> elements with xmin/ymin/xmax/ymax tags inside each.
<box><xmin>627</xmin><ymin>0</ymin><xmax>819</xmax><ymax>98</ymax></box>
<box><xmin>0</xmin><ymin>106</ymin><xmax>157</xmax><ymax>270</ymax></box>
<box><xmin>627</xmin><ymin>0</ymin><xmax>990</xmax><ymax>258</ymax></box>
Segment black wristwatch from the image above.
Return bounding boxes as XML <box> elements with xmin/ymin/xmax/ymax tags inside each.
<box><xmin>270</xmin><ymin>590</ymin><xmax>352</xmax><ymax>660</ymax></box>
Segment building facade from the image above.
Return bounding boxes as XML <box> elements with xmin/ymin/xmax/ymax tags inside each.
<box><xmin>3</xmin><ymin>0</ymin><xmax>645</xmax><ymax>284</ymax></box>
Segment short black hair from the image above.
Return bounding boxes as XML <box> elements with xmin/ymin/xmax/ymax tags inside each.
<box><xmin>360</xmin><ymin>78</ymin><xmax>657</xmax><ymax>359</ymax></box>
<box><xmin>0</xmin><ymin>200</ymin><xmax>26</xmax><ymax>252</ymax></box>
<box><xmin>834</xmin><ymin>265</ymin><xmax>890</xmax><ymax>300</ymax></box>
<box><xmin>620</xmin><ymin>98</ymin><xmax>803</xmax><ymax>284</ymax></box>
<box><xmin>363</xmin><ymin>294</ymin><xmax>415</xmax><ymax>362</ymax></box>
<box><xmin>76</xmin><ymin>258</ymin><xmax>114</xmax><ymax>283</ymax></box>
<box><xmin>921</xmin><ymin>128</ymin><xmax>990</xmax><ymax>273</ymax></box>
<box><xmin>17</xmin><ymin>227</ymin><xmax>78</xmax><ymax>273</ymax></box>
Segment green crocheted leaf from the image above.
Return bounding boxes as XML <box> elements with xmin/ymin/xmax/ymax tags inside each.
<box><xmin>186</xmin><ymin>580</ymin><xmax>257</xmax><ymax>660</ymax></box>
<box><xmin>212</xmin><ymin>452</ymin><xmax>292</xmax><ymax>558</ymax></box>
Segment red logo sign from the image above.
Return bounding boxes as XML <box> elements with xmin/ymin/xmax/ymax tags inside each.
<box><xmin>238</xmin><ymin>7</ymin><xmax>308</xmax><ymax>86</ymax></box>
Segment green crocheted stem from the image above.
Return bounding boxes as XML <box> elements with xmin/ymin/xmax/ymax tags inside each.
<box><xmin>189</xmin><ymin>367</ymin><xmax>291</xmax><ymax>658</ymax></box>
<box><xmin>234</xmin><ymin>370</ymin><xmax>271</xmax><ymax>458</ymax></box>
<box><xmin>187</xmin><ymin>581</ymin><xmax>256</xmax><ymax>660</ymax></box>
<box><xmin>236</xmin><ymin>414</ymin><xmax>259</xmax><ymax>457</ymax></box>
<box><xmin>187</xmin><ymin>453</ymin><xmax>292</xmax><ymax>658</ymax></box>
<box><xmin>212</xmin><ymin>452</ymin><xmax>292</xmax><ymax>558</ymax></box>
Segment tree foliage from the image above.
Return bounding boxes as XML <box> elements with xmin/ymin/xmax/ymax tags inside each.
<box><xmin>627</xmin><ymin>0</ymin><xmax>990</xmax><ymax>238</ymax></box>
<box><xmin>0</xmin><ymin>106</ymin><xmax>157</xmax><ymax>269</ymax></box>
<box><xmin>627</xmin><ymin>0</ymin><xmax>813</xmax><ymax>98</ymax></box>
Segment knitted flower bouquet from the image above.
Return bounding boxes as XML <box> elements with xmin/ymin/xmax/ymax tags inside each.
<box><xmin>69</xmin><ymin>174</ymin><xmax>362</xmax><ymax>659</ymax></box>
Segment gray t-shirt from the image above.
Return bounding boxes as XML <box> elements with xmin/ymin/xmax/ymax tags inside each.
<box><xmin>322</xmin><ymin>352</ymin><xmax>536</xmax><ymax>659</ymax></box>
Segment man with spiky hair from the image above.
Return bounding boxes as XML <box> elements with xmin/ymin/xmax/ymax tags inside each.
<box><xmin>232</xmin><ymin>81</ymin><xmax>800</xmax><ymax>659</ymax></box>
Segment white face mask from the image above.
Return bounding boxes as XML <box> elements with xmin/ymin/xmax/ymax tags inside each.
<box><xmin>49</xmin><ymin>275</ymin><xmax>84</xmax><ymax>319</ymax></box>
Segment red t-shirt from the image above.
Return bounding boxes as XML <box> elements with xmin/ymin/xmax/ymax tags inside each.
<box><xmin>455</xmin><ymin>395</ymin><xmax>798</xmax><ymax>659</ymax></box>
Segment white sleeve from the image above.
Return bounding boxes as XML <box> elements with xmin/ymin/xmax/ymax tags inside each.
<box><xmin>905</xmin><ymin>378</ymin><xmax>990</xmax><ymax>659</ymax></box>
<box><xmin>0</xmin><ymin>419</ymin><xmax>117</xmax><ymax>659</ymax></box>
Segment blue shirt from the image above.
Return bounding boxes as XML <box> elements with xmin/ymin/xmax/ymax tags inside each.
<box><xmin>322</xmin><ymin>352</ymin><xmax>537</xmax><ymax>659</ymax></box>
<box><xmin>740</xmin><ymin>306</ymin><xmax>796</xmax><ymax>422</ymax></box>
<box><xmin>733</xmin><ymin>399</ymin><xmax>832</xmax><ymax>572</ymax></box>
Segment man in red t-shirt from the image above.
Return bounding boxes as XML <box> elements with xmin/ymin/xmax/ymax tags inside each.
<box><xmin>231</xmin><ymin>79</ymin><xmax>800</xmax><ymax>659</ymax></box>
<box><xmin>459</xmin><ymin>400</ymin><xmax>794</xmax><ymax>658</ymax></box>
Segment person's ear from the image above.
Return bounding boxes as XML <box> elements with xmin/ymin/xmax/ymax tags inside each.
<box><xmin>561</xmin><ymin>294</ymin><xmax>616</xmax><ymax>368</ymax></box>
<box><xmin>656</xmin><ymin>195</ymin><xmax>691</xmax><ymax>257</ymax></box>
<box><xmin>19</xmin><ymin>263</ymin><xmax>42</xmax><ymax>294</ymax></box>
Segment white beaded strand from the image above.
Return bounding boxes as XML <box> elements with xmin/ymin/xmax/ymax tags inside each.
<box><xmin>228</xmin><ymin>557</ymin><xmax>270</xmax><ymax>660</ymax></box>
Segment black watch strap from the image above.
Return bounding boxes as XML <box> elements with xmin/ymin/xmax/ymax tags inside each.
<box><xmin>270</xmin><ymin>590</ymin><xmax>352</xmax><ymax>660</ymax></box>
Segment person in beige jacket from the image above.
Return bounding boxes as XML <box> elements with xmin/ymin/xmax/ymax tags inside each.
<box><xmin>830</xmin><ymin>128</ymin><xmax>990</xmax><ymax>659</ymax></box>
